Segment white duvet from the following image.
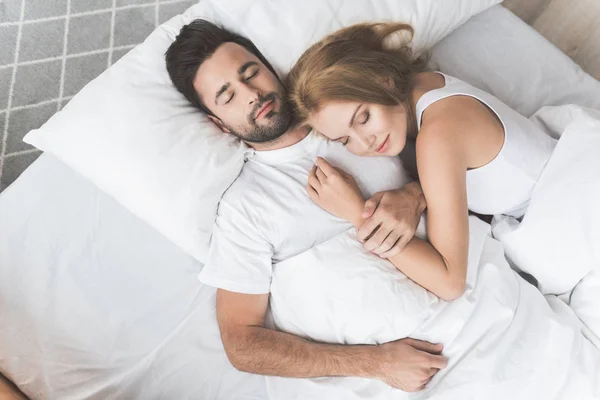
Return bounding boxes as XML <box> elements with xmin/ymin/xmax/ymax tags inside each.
<box><xmin>492</xmin><ymin>104</ymin><xmax>600</xmax><ymax>348</ymax></box>
<box><xmin>267</xmin><ymin>216</ymin><xmax>600</xmax><ymax>399</ymax></box>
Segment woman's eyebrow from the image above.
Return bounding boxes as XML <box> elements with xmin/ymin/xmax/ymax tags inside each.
<box><xmin>349</xmin><ymin>104</ymin><xmax>362</xmax><ymax>127</ymax></box>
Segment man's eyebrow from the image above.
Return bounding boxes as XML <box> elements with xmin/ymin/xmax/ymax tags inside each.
<box><xmin>215</xmin><ymin>83</ymin><xmax>230</xmax><ymax>105</ymax></box>
<box><xmin>238</xmin><ymin>61</ymin><xmax>258</xmax><ymax>75</ymax></box>
<box><xmin>349</xmin><ymin>104</ymin><xmax>362</xmax><ymax>128</ymax></box>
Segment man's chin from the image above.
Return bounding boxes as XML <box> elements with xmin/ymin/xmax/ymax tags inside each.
<box><xmin>243</xmin><ymin>130</ymin><xmax>286</xmax><ymax>144</ymax></box>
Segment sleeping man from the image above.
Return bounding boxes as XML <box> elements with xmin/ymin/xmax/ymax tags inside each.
<box><xmin>165</xmin><ymin>19</ymin><xmax>445</xmax><ymax>392</ymax></box>
<box><xmin>165</xmin><ymin>20</ymin><xmax>600</xmax><ymax>396</ymax></box>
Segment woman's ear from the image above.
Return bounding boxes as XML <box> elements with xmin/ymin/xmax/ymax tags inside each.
<box><xmin>208</xmin><ymin>115</ymin><xmax>231</xmax><ymax>134</ymax></box>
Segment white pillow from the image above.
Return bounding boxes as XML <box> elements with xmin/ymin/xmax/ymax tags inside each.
<box><xmin>23</xmin><ymin>0</ymin><xmax>499</xmax><ymax>262</ymax></box>
<box><xmin>211</xmin><ymin>0</ymin><xmax>502</xmax><ymax>75</ymax></box>
<box><xmin>24</xmin><ymin>2</ymin><xmax>247</xmax><ymax>263</ymax></box>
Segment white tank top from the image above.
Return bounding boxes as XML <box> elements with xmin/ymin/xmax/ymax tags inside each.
<box><xmin>415</xmin><ymin>73</ymin><xmax>556</xmax><ymax>217</ymax></box>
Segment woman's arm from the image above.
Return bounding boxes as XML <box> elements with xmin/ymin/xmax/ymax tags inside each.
<box><xmin>309</xmin><ymin>157</ymin><xmax>468</xmax><ymax>301</ymax></box>
<box><xmin>409</xmin><ymin>122</ymin><xmax>470</xmax><ymax>299</ymax></box>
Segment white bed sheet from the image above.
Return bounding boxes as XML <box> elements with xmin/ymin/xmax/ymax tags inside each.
<box><xmin>1</xmin><ymin>5</ymin><xmax>600</xmax><ymax>399</ymax></box>
<box><xmin>0</xmin><ymin>156</ymin><xmax>267</xmax><ymax>399</ymax></box>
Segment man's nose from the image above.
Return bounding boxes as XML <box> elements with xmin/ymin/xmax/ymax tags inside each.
<box><xmin>243</xmin><ymin>83</ymin><xmax>261</xmax><ymax>105</ymax></box>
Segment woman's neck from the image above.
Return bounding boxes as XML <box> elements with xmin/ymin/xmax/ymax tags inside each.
<box><xmin>407</xmin><ymin>72</ymin><xmax>445</xmax><ymax>139</ymax></box>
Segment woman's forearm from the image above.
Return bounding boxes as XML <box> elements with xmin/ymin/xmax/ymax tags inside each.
<box><xmin>350</xmin><ymin>205</ymin><xmax>465</xmax><ymax>301</ymax></box>
<box><xmin>386</xmin><ymin>237</ymin><xmax>465</xmax><ymax>301</ymax></box>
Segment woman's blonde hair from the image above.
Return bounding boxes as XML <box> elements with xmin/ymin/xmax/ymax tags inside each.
<box><xmin>286</xmin><ymin>22</ymin><xmax>427</xmax><ymax>129</ymax></box>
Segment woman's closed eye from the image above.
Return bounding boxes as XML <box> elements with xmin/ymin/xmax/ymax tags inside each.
<box><xmin>361</xmin><ymin>110</ymin><xmax>370</xmax><ymax>125</ymax></box>
<box><xmin>337</xmin><ymin>136</ymin><xmax>349</xmax><ymax>146</ymax></box>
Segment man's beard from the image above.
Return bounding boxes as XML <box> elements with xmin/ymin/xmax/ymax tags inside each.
<box><xmin>226</xmin><ymin>88</ymin><xmax>292</xmax><ymax>143</ymax></box>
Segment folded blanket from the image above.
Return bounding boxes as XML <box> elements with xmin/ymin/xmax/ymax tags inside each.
<box><xmin>493</xmin><ymin>104</ymin><xmax>600</xmax><ymax>345</ymax></box>
<box><xmin>268</xmin><ymin>216</ymin><xmax>599</xmax><ymax>399</ymax></box>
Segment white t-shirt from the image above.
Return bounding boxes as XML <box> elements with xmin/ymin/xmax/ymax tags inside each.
<box><xmin>198</xmin><ymin>131</ymin><xmax>409</xmax><ymax>294</ymax></box>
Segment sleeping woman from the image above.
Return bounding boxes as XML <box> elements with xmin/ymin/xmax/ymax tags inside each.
<box><xmin>285</xmin><ymin>22</ymin><xmax>557</xmax><ymax>300</ymax></box>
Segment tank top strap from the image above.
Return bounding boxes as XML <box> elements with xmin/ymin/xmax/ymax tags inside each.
<box><xmin>415</xmin><ymin>72</ymin><xmax>461</xmax><ymax>128</ymax></box>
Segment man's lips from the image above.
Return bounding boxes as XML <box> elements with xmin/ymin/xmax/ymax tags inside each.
<box><xmin>375</xmin><ymin>135</ymin><xmax>390</xmax><ymax>153</ymax></box>
<box><xmin>254</xmin><ymin>100</ymin><xmax>274</xmax><ymax>120</ymax></box>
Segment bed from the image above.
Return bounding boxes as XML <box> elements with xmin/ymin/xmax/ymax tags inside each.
<box><xmin>1</xmin><ymin>5</ymin><xmax>600</xmax><ymax>399</ymax></box>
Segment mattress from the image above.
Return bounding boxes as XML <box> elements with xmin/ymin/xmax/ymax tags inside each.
<box><xmin>1</xmin><ymin>5</ymin><xmax>599</xmax><ymax>399</ymax></box>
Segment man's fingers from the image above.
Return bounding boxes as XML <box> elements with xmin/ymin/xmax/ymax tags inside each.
<box><xmin>428</xmin><ymin>354</ymin><xmax>449</xmax><ymax>369</ymax></box>
<box><xmin>380</xmin><ymin>233</ymin><xmax>412</xmax><ymax>259</ymax></box>
<box><xmin>380</xmin><ymin>244</ymin><xmax>401</xmax><ymax>259</ymax></box>
<box><xmin>362</xmin><ymin>192</ymin><xmax>384</xmax><ymax>218</ymax></box>
<box><xmin>362</xmin><ymin>199</ymin><xmax>377</xmax><ymax>219</ymax></box>
<box><xmin>420</xmin><ymin>374</ymin><xmax>434</xmax><ymax>386</ymax></box>
<box><xmin>395</xmin><ymin>233</ymin><xmax>413</xmax><ymax>252</ymax></box>
<box><xmin>364</xmin><ymin>225</ymin><xmax>391</xmax><ymax>252</ymax></box>
<box><xmin>357</xmin><ymin>218</ymin><xmax>381</xmax><ymax>242</ymax></box>
<box><xmin>405</xmin><ymin>338</ymin><xmax>443</xmax><ymax>352</ymax></box>
<box><xmin>372</xmin><ymin>231</ymin><xmax>401</xmax><ymax>256</ymax></box>
<box><xmin>315</xmin><ymin>157</ymin><xmax>335</xmax><ymax>176</ymax></box>
<box><xmin>415</xmin><ymin>383</ymin><xmax>428</xmax><ymax>391</ymax></box>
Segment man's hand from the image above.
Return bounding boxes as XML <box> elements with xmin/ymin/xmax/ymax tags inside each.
<box><xmin>358</xmin><ymin>182</ymin><xmax>426</xmax><ymax>258</ymax></box>
<box><xmin>373</xmin><ymin>338</ymin><xmax>447</xmax><ymax>392</ymax></box>
<box><xmin>217</xmin><ymin>289</ymin><xmax>448</xmax><ymax>392</ymax></box>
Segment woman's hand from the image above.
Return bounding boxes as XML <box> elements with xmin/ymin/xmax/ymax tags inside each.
<box><xmin>358</xmin><ymin>182</ymin><xmax>427</xmax><ymax>258</ymax></box>
<box><xmin>307</xmin><ymin>157</ymin><xmax>365</xmax><ymax>226</ymax></box>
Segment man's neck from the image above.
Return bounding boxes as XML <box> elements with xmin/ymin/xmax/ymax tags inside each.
<box><xmin>247</xmin><ymin>125</ymin><xmax>311</xmax><ymax>152</ymax></box>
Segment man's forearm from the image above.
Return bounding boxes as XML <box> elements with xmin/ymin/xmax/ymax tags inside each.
<box><xmin>226</xmin><ymin>325</ymin><xmax>380</xmax><ymax>379</ymax></box>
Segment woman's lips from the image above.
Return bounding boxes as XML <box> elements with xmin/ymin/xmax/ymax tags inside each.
<box><xmin>375</xmin><ymin>135</ymin><xmax>390</xmax><ymax>153</ymax></box>
<box><xmin>255</xmin><ymin>100</ymin><xmax>274</xmax><ymax>120</ymax></box>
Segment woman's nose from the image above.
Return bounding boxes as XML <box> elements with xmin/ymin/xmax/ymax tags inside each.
<box><xmin>356</xmin><ymin>132</ymin><xmax>375</xmax><ymax>151</ymax></box>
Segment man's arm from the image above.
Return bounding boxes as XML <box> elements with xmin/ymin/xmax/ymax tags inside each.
<box><xmin>216</xmin><ymin>289</ymin><xmax>448</xmax><ymax>392</ymax></box>
<box><xmin>357</xmin><ymin>181</ymin><xmax>427</xmax><ymax>258</ymax></box>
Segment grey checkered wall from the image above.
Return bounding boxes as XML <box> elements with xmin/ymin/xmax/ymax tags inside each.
<box><xmin>0</xmin><ymin>0</ymin><xmax>196</xmax><ymax>192</ymax></box>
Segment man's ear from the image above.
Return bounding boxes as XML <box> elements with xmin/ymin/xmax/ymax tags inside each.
<box><xmin>208</xmin><ymin>114</ymin><xmax>231</xmax><ymax>134</ymax></box>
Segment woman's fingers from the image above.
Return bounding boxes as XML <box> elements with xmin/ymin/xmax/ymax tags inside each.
<box><xmin>306</xmin><ymin>184</ymin><xmax>319</xmax><ymax>201</ymax></box>
<box><xmin>315</xmin><ymin>165</ymin><xmax>327</xmax><ymax>183</ymax></box>
<box><xmin>315</xmin><ymin>157</ymin><xmax>335</xmax><ymax>176</ymax></box>
<box><xmin>308</xmin><ymin>165</ymin><xmax>321</xmax><ymax>189</ymax></box>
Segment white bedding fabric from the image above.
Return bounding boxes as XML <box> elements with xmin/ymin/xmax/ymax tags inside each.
<box><xmin>2</xmin><ymin>5</ymin><xmax>600</xmax><ymax>399</ymax></box>
<box><xmin>0</xmin><ymin>158</ymin><xmax>266</xmax><ymax>400</ymax></box>
<box><xmin>492</xmin><ymin>104</ymin><xmax>600</xmax><ymax>347</ymax></box>
<box><xmin>268</xmin><ymin>217</ymin><xmax>600</xmax><ymax>399</ymax></box>
<box><xmin>21</xmin><ymin>0</ymin><xmax>498</xmax><ymax>266</ymax></box>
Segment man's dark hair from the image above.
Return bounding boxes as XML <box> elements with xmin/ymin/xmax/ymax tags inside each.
<box><xmin>165</xmin><ymin>19</ymin><xmax>279</xmax><ymax>117</ymax></box>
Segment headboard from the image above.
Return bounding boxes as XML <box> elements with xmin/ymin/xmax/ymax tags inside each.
<box><xmin>503</xmin><ymin>0</ymin><xmax>600</xmax><ymax>80</ymax></box>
